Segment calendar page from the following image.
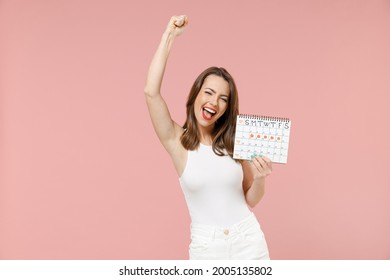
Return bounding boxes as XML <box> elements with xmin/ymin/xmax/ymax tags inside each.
<box><xmin>233</xmin><ymin>114</ymin><xmax>291</xmax><ymax>164</ymax></box>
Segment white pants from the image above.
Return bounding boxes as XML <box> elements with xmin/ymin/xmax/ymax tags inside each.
<box><xmin>189</xmin><ymin>213</ymin><xmax>270</xmax><ymax>260</ymax></box>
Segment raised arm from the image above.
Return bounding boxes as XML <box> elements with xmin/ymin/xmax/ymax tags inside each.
<box><xmin>144</xmin><ymin>15</ymin><xmax>188</xmax><ymax>153</ymax></box>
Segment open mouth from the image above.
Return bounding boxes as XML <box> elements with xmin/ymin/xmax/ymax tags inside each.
<box><xmin>202</xmin><ymin>106</ymin><xmax>217</xmax><ymax>121</ymax></box>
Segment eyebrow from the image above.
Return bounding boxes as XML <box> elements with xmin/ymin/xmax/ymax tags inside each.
<box><xmin>205</xmin><ymin>87</ymin><xmax>216</xmax><ymax>93</ymax></box>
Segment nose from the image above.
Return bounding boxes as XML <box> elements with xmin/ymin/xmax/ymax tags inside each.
<box><xmin>209</xmin><ymin>95</ymin><xmax>218</xmax><ymax>106</ymax></box>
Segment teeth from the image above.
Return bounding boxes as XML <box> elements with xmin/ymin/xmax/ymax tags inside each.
<box><xmin>204</xmin><ymin>107</ymin><xmax>216</xmax><ymax>114</ymax></box>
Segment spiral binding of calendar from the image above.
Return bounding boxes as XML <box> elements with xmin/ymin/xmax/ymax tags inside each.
<box><xmin>238</xmin><ymin>114</ymin><xmax>290</xmax><ymax>122</ymax></box>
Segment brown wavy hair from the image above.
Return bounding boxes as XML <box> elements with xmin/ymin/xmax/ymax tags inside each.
<box><xmin>180</xmin><ymin>66</ymin><xmax>239</xmax><ymax>158</ymax></box>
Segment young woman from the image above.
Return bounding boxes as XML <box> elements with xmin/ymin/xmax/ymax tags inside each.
<box><xmin>144</xmin><ymin>15</ymin><xmax>272</xmax><ymax>260</ymax></box>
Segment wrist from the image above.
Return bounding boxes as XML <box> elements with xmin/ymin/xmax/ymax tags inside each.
<box><xmin>162</xmin><ymin>30</ymin><xmax>176</xmax><ymax>41</ymax></box>
<box><xmin>253</xmin><ymin>175</ymin><xmax>266</xmax><ymax>183</ymax></box>
<box><xmin>160</xmin><ymin>31</ymin><xmax>176</xmax><ymax>49</ymax></box>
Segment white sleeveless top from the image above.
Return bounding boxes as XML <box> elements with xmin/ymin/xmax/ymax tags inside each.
<box><xmin>179</xmin><ymin>143</ymin><xmax>251</xmax><ymax>227</ymax></box>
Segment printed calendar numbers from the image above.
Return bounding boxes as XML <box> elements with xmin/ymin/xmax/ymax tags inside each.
<box><xmin>233</xmin><ymin>115</ymin><xmax>292</xmax><ymax>164</ymax></box>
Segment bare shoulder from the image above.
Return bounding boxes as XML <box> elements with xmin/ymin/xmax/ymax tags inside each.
<box><xmin>164</xmin><ymin>122</ymin><xmax>184</xmax><ymax>153</ymax></box>
<box><xmin>165</xmin><ymin>123</ymin><xmax>188</xmax><ymax>177</ymax></box>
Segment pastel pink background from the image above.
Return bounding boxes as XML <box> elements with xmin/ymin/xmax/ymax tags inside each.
<box><xmin>1</xmin><ymin>0</ymin><xmax>389</xmax><ymax>259</ymax></box>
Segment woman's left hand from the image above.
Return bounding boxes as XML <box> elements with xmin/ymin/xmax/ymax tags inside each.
<box><xmin>250</xmin><ymin>156</ymin><xmax>272</xmax><ymax>180</ymax></box>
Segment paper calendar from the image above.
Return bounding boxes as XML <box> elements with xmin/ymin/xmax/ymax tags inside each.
<box><xmin>233</xmin><ymin>114</ymin><xmax>291</xmax><ymax>164</ymax></box>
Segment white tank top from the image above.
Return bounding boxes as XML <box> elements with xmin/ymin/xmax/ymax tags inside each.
<box><xmin>179</xmin><ymin>143</ymin><xmax>251</xmax><ymax>227</ymax></box>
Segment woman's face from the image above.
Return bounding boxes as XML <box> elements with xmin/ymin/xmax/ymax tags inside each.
<box><xmin>194</xmin><ymin>74</ymin><xmax>230</xmax><ymax>130</ymax></box>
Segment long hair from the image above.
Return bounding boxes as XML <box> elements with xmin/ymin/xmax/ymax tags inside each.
<box><xmin>180</xmin><ymin>67</ymin><xmax>239</xmax><ymax>158</ymax></box>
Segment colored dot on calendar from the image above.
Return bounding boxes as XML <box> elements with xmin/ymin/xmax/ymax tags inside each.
<box><xmin>264</xmin><ymin>135</ymin><xmax>268</xmax><ymax>139</ymax></box>
<box><xmin>257</xmin><ymin>134</ymin><xmax>261</xmax><ymax>139</ymax></box>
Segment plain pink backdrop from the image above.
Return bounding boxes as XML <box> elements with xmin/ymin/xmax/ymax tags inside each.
<box><xmin>1</xmin><ymin>0</ymin><xmax>389</xmax><ymax>259</ymax></box>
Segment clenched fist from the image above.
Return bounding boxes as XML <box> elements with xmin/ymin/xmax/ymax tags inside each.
<box><xmin>165</xmin><ymin>15</ymin><xmax>188</xmax><ymax>37</ymax></box>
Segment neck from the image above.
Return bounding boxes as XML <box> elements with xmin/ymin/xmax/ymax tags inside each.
<box><xmin>198</xmin><ymin>124</ymin><xmax>214</xmax><ymax>146</ymax></box>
